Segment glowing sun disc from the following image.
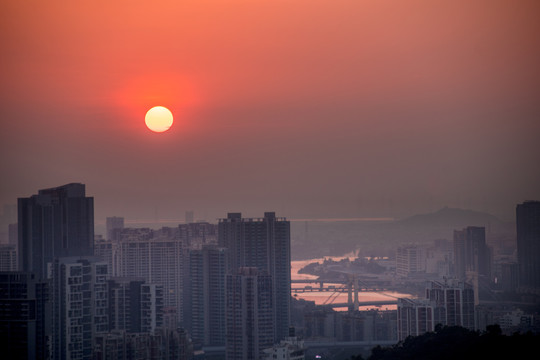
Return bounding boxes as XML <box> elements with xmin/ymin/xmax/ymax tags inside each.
<box><xmin>145</xmin><ymin>106</ymin><xmax>173</xmax><ymax>132</ymax></box>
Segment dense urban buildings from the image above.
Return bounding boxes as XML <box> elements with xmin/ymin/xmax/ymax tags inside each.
<box><xmin>397</xmin><ymin>298</ymin><xmax>436</xmax><ymax>340</ymax></box>
<box><xmin>4</xmin><ymin>182</ymin><xmax>540</xmax><ymax>358</ymax></box>
<box><xmin>453</xmin><ymin>226</ymin><xmax>491</xmax><ymax>282</ymax></box>
<box><xmin>219</xmin><ymin>212</ymin><xmax>291</xmax><ymax>342</ymax></box>
<box><xmin>93</xmin><ymin>328</ymin><xmax>193</xmax><ymax>360</ymax></box>
<box><xmin>49</xmin><ymin>257</ymin><xmax>108</xmax><ymax>360</ymax></box>
<box><xmin>225</xmin><ymin>267</ymin><xmax>274</xmax><ymax>360</ymax></box>
<box><xmin>396</xmin><ymin>245</ymin><xmax>424</xmax><ymax>277</ymax></box>
<box><xmin>188</xmin><ymin>245</ymin><xmax>227</xmax><ymax>347</ymax></box>
<box><xmin>516</xmin><ymin>201</ymin><xmax>540</xmax><ymax>292</ymax></box>
<box><xmin>261</xmin><ymin>331</ymin><xmax>305</xmax><ymax>360</ymax></box>
<box><xmin>110</xmin><ymin>222</ymin><xmax>218</xmax><ymax>327</ymax></box>
<box><xmin>108</xmin><ymin>277</ymin><xmax>164</xmax><ymax>334</ymax></box>
<box><xmin>113</xmin><ymin>227</ymin><xmax>186</xmax><ymax>326</ymax></box>
<box><xmin>18</xmin><ymin>183</ymin><xmax>94</xmax><ymax>278</ymax></box>
<box><xmin>397</xmin><ymin>280</ymin><xmax>475</xmax><ymax>341</ymax></box>
<box><xmin>425</xmin><ymin>280</ymin><xmax>475</xmax><ymax>328</ymax></box>
<box><xmin>0</xmin><ymin>244</ymin><xmax>17</xmax><ymax>271</ymax></box>
<box><xmin>106</xmin><ymin>216</ymin><xmax>125</xmax><ymax>241</ymax></box>
<box><xmin>0</xmin><ymin>272</ymin><xmax>50</xmax><ymax>360</ymax></box>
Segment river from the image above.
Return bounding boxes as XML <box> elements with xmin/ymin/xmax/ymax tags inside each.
<box><xmin>291</xmin><ymin>255</ymin><xmax>414</xmax><ymax>311</ymax></box>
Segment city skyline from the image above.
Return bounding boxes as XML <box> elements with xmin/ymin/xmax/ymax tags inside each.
<box><xmin>1</xmin><ymin>0</ymin><xmax>540</xmax><ymax>224</ymax></box>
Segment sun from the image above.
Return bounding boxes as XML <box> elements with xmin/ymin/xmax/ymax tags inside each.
<box><xmin>145</xmin><ymin>106</ymin><xmax>173</xmax><ymax>132</ymax></box>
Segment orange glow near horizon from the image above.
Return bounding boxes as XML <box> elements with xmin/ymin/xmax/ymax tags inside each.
<box><xmin>111</xmin><ymin>73</ymin><xmax>202</xmax><ymax>135</ymax></box>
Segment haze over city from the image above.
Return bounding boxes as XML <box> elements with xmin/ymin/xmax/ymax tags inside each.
<box><xmin>2</xmin><ymin>0</ymin><xmax>539</xmax><ymax>225</ymax></box>
<box><xmin>2</xmin><ymin>3</ymin><xmax>540</xmax><ymax>360</ymax></box>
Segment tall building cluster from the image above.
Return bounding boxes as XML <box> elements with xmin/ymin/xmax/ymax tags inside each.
<box><xmin>1</xmin><ymin>183</ymin><xmax>293</xmax><ymax>359</ymax></box>
<box><xmin>453</xmin><ymin>226</ymin><xmax>491</xmax><ymax>282</ymax></box>
<box><xmin>225</xmin><ymin>267</ymin><xmax>274</xmax><ymax>360</ymax></box>
<box><xmin>397</xmin><ymin>280</ymin><xmax>475</xmax><ymax>341</ymax></box>
<box><xmin>1</xmin><ymin>184</ymin><xmax>192</xmax><ymax>360</ymax></box>
<box><xmin>2</xmin><ymin>182</ymin><xmax>538</xmax><ymax>358</ymax></box>
<box><xmin>0</xmin><ymin>272</ymin><xmax>50</xmax><ymax>359</ymax></box>
<box><xmin>187</xmin><ymin>245</ymin><xmax>227</xmax><ymax>347</ymax></box>
<box><xmin>218</xmin><ymin>212</ymin><xmax>291</xmax><ymax>344</ymax></box>
<box><xmin>17</xmin><ymin>183</ymin><xmax>94</xmax><ymax>279</ymax></box>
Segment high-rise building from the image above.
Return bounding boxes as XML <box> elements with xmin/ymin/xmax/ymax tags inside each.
<box><xmin>108</xmin><ymin>277</ymin><xmax>163</xmax><ymax>334</ymax></box>
<box><xmin>218</xmin><ymin>212</ymin><xmax>290</xmax><ymax>342</ymax></box>
<box><xmin>113</xmin><ymin>227</ymin><xmax>187</xmax><ymax>326</ymax></box>
<box><xmin>499</xmin><ymin>262</ymin><xmax>519</xmax><ymax>292</ymax></box>
<box><xmin>425</xmin><ymin>279</ymin><xmax>475</xmax><ymax>329</ymax></box>
<box><xmin>49</xmin><ymin>257</ymin><xmax>108</xmax><ymax>360</ymax></box>
<box><xmin>396</xmin><ymin>245</ymin><xmax>425</xmax><ymax>277</ymax></box>
<box><xmin>0</xmin><ymin>204</ymin><xmax>16</xmax><ymax>244</ymax></box>
<box><xmin>94</xmin><ymin>235</ymin><xmax>113</xmax><ymax>275</ymax></box>
<box><xmin>8</xmin><ymin>223</ymin><xmax>18</xmax><ymax>246</ymax></box>
<box><xmin>93</xmin><ymin>328</ymin><xmax>194</xmax><ymax>360</ymax></box>
<box><xmin>185</xmin><ymin>211</ymin><xmax>194</xmax><ymax>224</ymax></box>
<box><xmin>188</xmin><ymin>245</ymin><xmax>227</xmax><ymax>347</ymax></box>
<box><xmin>453</xmin><ymin>226</ymin><xmax>491</xmax><ymax>281</ymax></box>
<box><xmin>179</xmin><ymin>222</ymin><xmax>218</xmax><ymax>248</ymax></box>
<box><xmin>106</xmin><ymin>216</ymin><xmax>124</xmax><ymax>241</ymax></box>
<box><xmin>18</xmin><ymin>183</ymin><xmax>94</xmax><ymax>278</ymax></box>
<box><xmin>0</xmin><ymin>244</ymin><xmax>17</xmax><ymax>271</ymax></box>
<box><xmin>226</xmin><ymin>267</ymin><xmax>274</xmax><ymax>360</ymax></box>
<box><xmin>397</xmin><ymin>298</ymin><xmax>436</xmax><ymax>341</ymax></box>
<box><xmin>516</xmin><ymin>201</ymin><xmax>540</xmax><ymax>291</ymax></box>
<box><xmin>398</xmin><ymin>280</ymin><xmax>475</xmax><ymax>341</ymax></box>
<box><xmin>0</xmin><ymin>272</ymin><xmax>50</xmax><ymax>360</ymax></box>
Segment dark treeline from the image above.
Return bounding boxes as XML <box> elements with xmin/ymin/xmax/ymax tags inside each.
<box><xmin>352</xmin><ymin>325</ymin><xmax>539</xmax><ymax>360</ymax></box>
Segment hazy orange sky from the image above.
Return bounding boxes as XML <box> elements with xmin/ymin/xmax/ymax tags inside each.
<box><xmin>1</xmin><ymin>0</ymin><xmax>539</xmax><ymax>224</ymax></box>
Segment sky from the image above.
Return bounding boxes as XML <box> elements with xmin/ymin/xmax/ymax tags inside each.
<box><xmin>1</xmin><ymin>0</ymin><xmax>539</xmax><ymax>226</ymax></box>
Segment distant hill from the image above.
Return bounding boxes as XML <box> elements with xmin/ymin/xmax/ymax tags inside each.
<box><xmin>397</xmin><ymin>207</ymin><xmax>508</xmax><ymax>231</ymax></box>
<box><xmin>291</xmin><ymin>208</ymin><xmax>515</xmax><ymax>260</ymax></box>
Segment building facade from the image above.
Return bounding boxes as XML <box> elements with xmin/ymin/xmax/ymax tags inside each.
<box><xmin>108</xmin><ymin>277</ymin><xmax>163</xmax><ymax>334</ymax></box>
<box><xmin>261</xmin><ymin>334</ymin><xmax>305</xmax><ymax>360</ymax></box>
<box><xmin>219</xmin><ymin>212</ymin><xmax>291</xmax><ymax>342</ymax></box>
<box><xmin>18</xmin><ymin>183</ymin><xmax>94</xmax><ymax>278</ymax></box>
<box><xmin>516</xmin><ymin>201</ymin><xmax>540</xmax><ymax>292</ymax></box>
<box><xmin>398</xmin><ymin>280</ymin><xmax>475</xmax><ymax>341</ymax></box>
<box><xmin>0</xmin><ymin>272</ymin><xmax>50</xmax><ymax>360</ymax></box>
<box><xmin>396</xmin><ymin>245</ymin><xmax>425</xmax><ymax>277</ymax></box>
<box><xmin>425</xmin><ymin>280</ymin><xmax>475</xmax><ymax>329</ymax></box>
<box><xmin>453</xmin><ymin>226</ymin><xmax>491</xmax><ymax>281</ymax></box>
<box><xmin>113</xmin><ymin>227</ymin><xmax>187</xmax><ymax>326</ymax></box>
<box><xmin>0</xmin><ymin>244</ymin><xmax>17</xmax><ymax>271</ymax></box>
<box><xmin>188</xmin><ymin>245</ymin><xmax>227</xmax><ymax>347</ymax></box>
<box><xmin>49</xmin><ymin>257</ymin><xmax>108</xmax><ymax>360</ymax></box>
<box><xmin>106</xmin><ymin>216</ymin><xmax>125</xmax><ymax>242</ymax></box>
<box><xmin>397</xmin><ymin>298</ymin><xmax>436</xmax><ymax>341</ymax></box>
<box><xmin>226</xmin><ymin>267</ymin><xmax>274</xmax><ymax>360</ymax></box>
<box><xmin>93</xmin><ymin>328</ymin><xmax>193</xmax><ymax>360</ymax></box>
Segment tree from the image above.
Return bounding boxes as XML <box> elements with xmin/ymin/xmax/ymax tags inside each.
<box><xmin>352</xmin><ymin>325</ymin><xmax>540</xmax><ymax>360</ymax></box>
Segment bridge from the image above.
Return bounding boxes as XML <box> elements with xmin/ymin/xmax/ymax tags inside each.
<box><xmin>291</xmin><ymin>274</ymin><xmax>398</xmax><ymax>310</ymax></box>
<box><xmin>318</xmin><ymin>300</ymin><xmax>397</xmax><ymax>308</ymax></box>
<box><xmin>291</xmin><ymin>285</ymin><xmax>388</xmax><ymax>293</ymax></box>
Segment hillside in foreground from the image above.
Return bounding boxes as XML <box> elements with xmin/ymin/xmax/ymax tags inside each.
<box><xmin>352</xmin><ymin>325</ymin><xmax>539</xmax><ymax>360</ymax></box>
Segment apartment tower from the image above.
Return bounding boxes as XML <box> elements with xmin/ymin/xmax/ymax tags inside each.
<box><xmin>18</xmin><ymin>183</ymin><xmax>94</xmax><ymax>278</ymax></box>
<box><xmin>516</xmin><ymin>201</ymin><xmax>540</xmax><ymax>291</ymax></box>
<box><xmin>218</xmin><ymin>212</ymin><xmax>291</xmax><ymax>342</ymax></box>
